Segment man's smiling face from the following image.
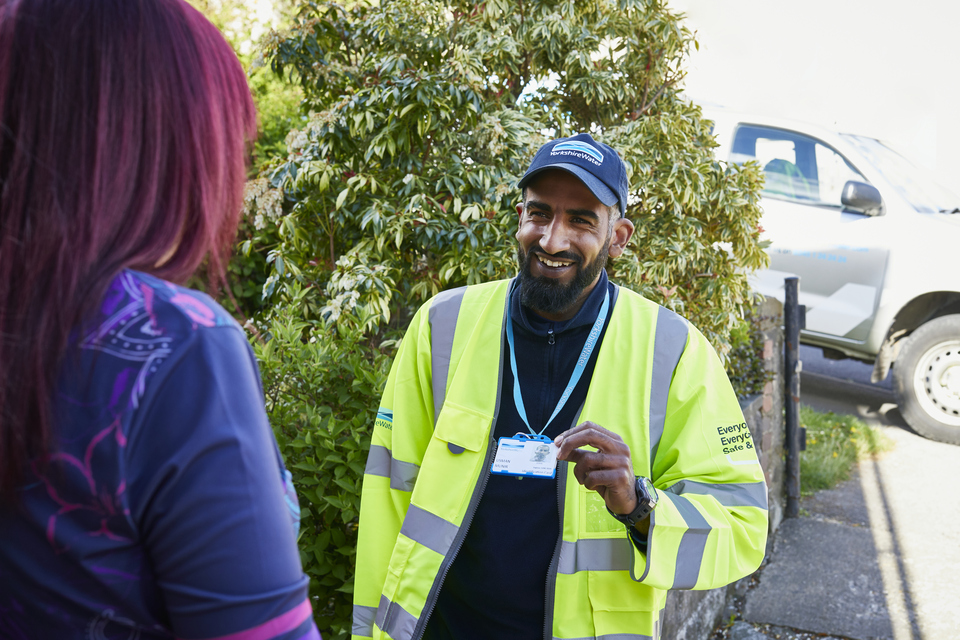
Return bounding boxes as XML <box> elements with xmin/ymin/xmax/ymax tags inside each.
<box><xmin>515</xmin><ymin>169</ymin><xmax>632</xmax><ymax>321</ymax></box>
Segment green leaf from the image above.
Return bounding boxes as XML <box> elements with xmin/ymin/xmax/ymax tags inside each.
<box><xmin>335</xmin><ymin>188</ymin><xmax>349</xmax><ymax>210</ymax></box>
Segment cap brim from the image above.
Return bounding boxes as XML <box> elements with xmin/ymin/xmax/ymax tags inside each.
<box><xmin>517</xmin><ymin>163</ymin><xmax>618</xmax><ymax>208</ymax></box>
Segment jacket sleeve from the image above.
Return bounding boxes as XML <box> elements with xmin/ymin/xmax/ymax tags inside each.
<box><xmin>352</xmin><ymin>304</ymin><xmax>435</xmax><ymax>640</ymax></box>
<box><xmin>634</xmin><ymin>324</ymin><xmax>769</xmax><ymax>591</ymax></box>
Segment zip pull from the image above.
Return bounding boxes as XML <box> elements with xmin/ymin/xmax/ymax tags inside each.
<box><xmin>547</xmin><ymin>330</ymin><xmax>555</xmax><ymax>345</ymax></box>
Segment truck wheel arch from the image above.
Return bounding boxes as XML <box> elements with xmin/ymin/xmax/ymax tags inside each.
<box><xmin>872</xmin><ymin>291</ymin><xmax>960</xmax><ymax>383</ymax></box>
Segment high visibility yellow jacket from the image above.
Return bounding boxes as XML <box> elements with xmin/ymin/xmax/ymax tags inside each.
<box><xmin>353</xmin><ymin>279</ymin><xmax>768</xmax><ymax>640</ymax></box>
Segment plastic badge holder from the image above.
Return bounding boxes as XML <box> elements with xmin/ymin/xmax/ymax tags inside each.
<box><xmin>490</xmin><ymin>433</ymin><xmax>559</xmax><ymax>479</ymax></box>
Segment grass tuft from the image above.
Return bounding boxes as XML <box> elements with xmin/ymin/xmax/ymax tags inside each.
<box><xmin>799</xmin><ymin>405</ymin><xmax>892</xmax><ymax>495</ymax></box>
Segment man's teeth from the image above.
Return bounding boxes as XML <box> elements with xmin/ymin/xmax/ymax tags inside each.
<box><xmin>539</xmin><ymin>256</ymin><xmax>572</xmax><ymax>268</ymax></box>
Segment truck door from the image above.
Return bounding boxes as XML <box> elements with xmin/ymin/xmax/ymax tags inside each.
<box><xmin>732</xmin><ymin>124</ymin><xmax>889</xmax><ymax>342</ymax></box>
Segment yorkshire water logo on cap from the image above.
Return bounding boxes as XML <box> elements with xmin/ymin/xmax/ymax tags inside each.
<box><xmin>550</xmin><ymin>140</ymin><xmax>604</xmax><ymax>166</ymax></box>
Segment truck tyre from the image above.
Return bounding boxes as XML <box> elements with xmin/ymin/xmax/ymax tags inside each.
<box><xmin>893</xmin><ymin>315</ymin><xmax>960</xmax><ymax>445</ymax></box>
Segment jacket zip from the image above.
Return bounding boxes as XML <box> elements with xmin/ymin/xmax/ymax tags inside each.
<box><xmin>543</xmin><ymin>405</ymin><xmax>584</xmax><ymax>640</ymax></box>
<box><xmin>542</xmin><ymin>458</ymin><xmax>567</xmax><ymax>640</ymax></box>
<box><xmin>411</xmin><ymin>436</ymin><xmax>496</xmax><ymax>640</ymax></box>
<box><xmin>542</xmin><ymin>328</ymin><xmax>556</xmax><ymax>429</ymax></box>
<box><xmin>409</xmin><ymin>298</ymin><xmax>509</xmax><ymax>640</ymax></box>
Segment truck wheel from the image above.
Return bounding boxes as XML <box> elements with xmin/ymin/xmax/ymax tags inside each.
<box><xmin>893</xmin><ymin>315</ymin><xmax>960</xmax><ymax>445</ymax></box>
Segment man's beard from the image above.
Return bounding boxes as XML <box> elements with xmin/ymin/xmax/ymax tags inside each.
<box><xmin>516</xmin><ymin>236</ymin><xmax>611</xmax><ymax>317</ymax></box>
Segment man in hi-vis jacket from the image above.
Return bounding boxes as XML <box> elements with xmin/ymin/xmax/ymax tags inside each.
<box><xmin>352</xmin><ymin>133</ymin><xmax>768</xmax><ymax>640</ymax></box>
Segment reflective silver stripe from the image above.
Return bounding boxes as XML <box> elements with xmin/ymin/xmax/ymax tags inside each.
<box><xmin>648</xmin><ymin>307</ymin><xmax>688</xmax><ymax>465</ymax></box>
<box><xmin>399</xmin><ymin>504</ymin><xmax>459</xmax><ymax>556</ymax></box>
<box><xmin>352</xmin><ymin>604</ymin><xmax>377</xmax><ymax>637</ymax></box>
<box><xmin>364</xmin><ymin>443</ymin><xmax>391</xmax><ymax>477</ymax></box>
<box><xmin>665</xmin><ymin>479</ymin><xmax>768</xmax><ymax>510</ymax></box>
<box><xmin>429</xmin><ymin>287</ymin><xmax>466</xmax><ymax>424</ymax></box>
<box><xmin>376</xmin><ymin>594</ymin><xmax>418</xmax><ymax>640</ymax></box>
<box><xmin>557</xmin><ymin>537</ymin><xmax>633</xmax><ymax>574</ymax></box>
<box><xmin>390</xmin><ymin>458</ymin><xmax>420</xmax><ymax>492</ymax></box>
<box><xmin>364</xmin><ymin>444</ymin><xmax>420</xmax><ymax>492</ymax></box>
<box><xmin>671</xmin><ymin>495</ymin><xmax>711</xmax><ymax>589</ymax></box>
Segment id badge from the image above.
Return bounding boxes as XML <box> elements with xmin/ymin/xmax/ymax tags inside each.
<box><xmin>491</xmin><ymin>433</ymin><xmax>558</xmax><ymax>479</ymax></box>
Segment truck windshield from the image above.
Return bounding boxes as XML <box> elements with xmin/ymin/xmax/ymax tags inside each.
<box><xmin>840</xmin><ymin>134</ymin><xmax>960</xmax><ymax>213</ymax></box>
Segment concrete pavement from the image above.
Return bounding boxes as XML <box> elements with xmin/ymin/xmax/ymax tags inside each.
<box><xmin>709</xmin><ymin>352</ymin><xmax>960</xmax><ymax>640</ymax></box>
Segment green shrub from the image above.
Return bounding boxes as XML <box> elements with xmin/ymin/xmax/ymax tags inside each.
<box><xmin>725</xmin><ymin>300</ymin><xmax>774</xmax><ymax>400</ymax></box>
<box><xmin>251</xmin><ymin>294</ymin><xmax>393</xmax><ymax>636</ymax></box>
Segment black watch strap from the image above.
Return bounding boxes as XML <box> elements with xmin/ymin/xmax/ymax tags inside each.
<box><xmin>608</xmin><ymin>476</ymin><xmax>658</xmax><ymax>527</ymax></box>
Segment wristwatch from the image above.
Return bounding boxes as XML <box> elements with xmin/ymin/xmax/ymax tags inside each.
<box><xmin>608</xmin><ymin>476</ymin><xmax>659</xmax><ymax>527</ymax></box>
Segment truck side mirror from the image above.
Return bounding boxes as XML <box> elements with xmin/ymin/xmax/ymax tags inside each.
<box><xmin>841</xmin><ymin>180</ymin><xmax>884</xmax><ymax>216</ymax></box>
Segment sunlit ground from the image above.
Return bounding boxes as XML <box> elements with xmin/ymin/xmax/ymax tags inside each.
<box><xmin>802</xmin><ymin>363</ymin><xmax>960</xmax><ymax>639</ymax></box>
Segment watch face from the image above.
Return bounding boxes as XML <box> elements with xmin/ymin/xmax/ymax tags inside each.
<box><xmin>609</xmin><ymin>477</ymin><xmax>658</xmax><ymax>527</ymax></box>
<box><xmin>639</xmin><ymin>477</ymin><xmax>658</xmax><ymax>508</ymax></box>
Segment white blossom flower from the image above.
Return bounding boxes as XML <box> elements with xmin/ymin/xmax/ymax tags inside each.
<box><xmin>307</xmin><ymin>110</ymin><xmax>337</xmax><ymax>134</ymax></box>
<box><xmin>260</xmin><ymin>188</ymin><xmax>284</xmax><ymax>221</ymax></box>
<box><xmin>285</xmin><ymin>128</ymin><xmax>310</xmax><ymax>157</ymax></box>
<box><xmin>243</xmin><ymin>178</ymin><xmax>269</xmax><ymax>215</ymax></box>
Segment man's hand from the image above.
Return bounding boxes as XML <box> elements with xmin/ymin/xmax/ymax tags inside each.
<box><xmin>554</xmin><ymin>421</ymin><xmax>637</xmax><ymax>515</ymax></box>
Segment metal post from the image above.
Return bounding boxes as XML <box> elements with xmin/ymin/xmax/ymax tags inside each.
<box><xmin>784</xmin><ymin>277</ymin><xmax>803</xmax><ymax>518</ymax></box>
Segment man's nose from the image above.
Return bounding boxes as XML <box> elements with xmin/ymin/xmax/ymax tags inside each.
<box><xmin>538</xmin><ymin>218</ymin><xmax>570</xmax><ymax>255</ymax></box>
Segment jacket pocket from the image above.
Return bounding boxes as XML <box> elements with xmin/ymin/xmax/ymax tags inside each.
<box><xmin>414</xmin><ymin>400</ymin><xmax>492</xmax><ymax>525</ymax></box>
<box><xmin>577</xmin><ymin>484</ymin><xmax>626</xmax><ymax>536</ymax></box>
<box><xmin>433</xmin><ymin>400</ymin><xmax>492</xmax><ymax>453</ymax></box>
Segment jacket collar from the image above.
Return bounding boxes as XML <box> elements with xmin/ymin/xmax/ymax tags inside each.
<box><xmin>511</xmin><ymin>269</ymin><xmax>610</xmax><ymax>337</ymax></box>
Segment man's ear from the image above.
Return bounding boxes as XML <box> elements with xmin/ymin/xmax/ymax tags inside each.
<box><xmin>607</xmin><ymin>217</ymin><xmax>635</xmax><ymax>259</ymax></box>
<box><xmin>515</xmin><ymin>201</ymin><xmax>524</xmax><ymax>217</ymax></box>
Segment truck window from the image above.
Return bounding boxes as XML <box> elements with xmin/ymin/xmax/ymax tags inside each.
<box><xmin>731</xmin><ymin>124</ymin><xmax>866</xmax><ymax>208</ymax></box>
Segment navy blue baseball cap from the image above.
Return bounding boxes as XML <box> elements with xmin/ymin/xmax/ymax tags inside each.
<box><xmin>517</xmin><ymin>133</ymin><xmax>629</xmax><ymax>217</ymax></box>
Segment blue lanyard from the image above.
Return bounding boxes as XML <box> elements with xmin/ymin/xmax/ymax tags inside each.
<box><xmin>505</xmin><ymin>287</ymin><xmax>610</xmax><ymax>436</ymax></box>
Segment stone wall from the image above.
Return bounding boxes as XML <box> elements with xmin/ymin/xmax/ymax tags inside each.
<box><xmin>660</xmin><ymin>297</ymin><xmax>785</xmax><ymax>640</ymax></box>
<box><xmin>745</xmin><ymin>295</ymin><xmax>786</xmax><ymax>535</ymax></box>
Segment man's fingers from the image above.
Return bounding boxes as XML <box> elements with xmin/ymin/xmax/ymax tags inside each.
<box><xmin>567</xmin><ymin>450</ymin><xmax>628</xmax><ymax>483</ymax></box>
<box><xmin>563</xmin><ymin>447</ymin><xmax>590</xmax><ymax>467</ymax></box>
<box><xmin>555</xmin><ymin>420</ymin><xmax>636</xmax><ymax>514</ymax></box>
<box><xmin>571</xmin><ymin>465</ymin><xmax>638</xmax><ymax>515</ymax></box>
<box><xmin>563</xmin><ymin>448</ymin><xmax>619</xmax><ymax>472</ymax></box>
<box><xmin>555</xmin><ymin>421</ymin><xmax>618</xmax><ymax>448</ymax></box>
<box><xmin>556</xmin><ymin>428</ymin><xmax>627</xmax><ymax>461</ymax></box>
<box><xmin>579</xmin><ymin>467</ymin><xmax>634</xmax><ymax>494</ymax></box>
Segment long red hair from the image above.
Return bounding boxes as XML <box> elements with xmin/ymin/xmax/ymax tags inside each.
<box><xmin>0</xmin><ymin>0</ymin><xmax>257</xmax><ymax>497</ymax></box>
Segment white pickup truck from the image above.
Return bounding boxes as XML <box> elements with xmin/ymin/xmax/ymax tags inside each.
<box><xmin>705</xmin><ymin>108</ymin><xmax>960</xmax><ymax>445</ymax></box>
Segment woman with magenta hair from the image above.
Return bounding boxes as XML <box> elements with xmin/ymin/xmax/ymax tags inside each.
<box><xmin>0</xmin><ymin>1</ymin><xmax>320</xmax><ymax>638</ymax></box>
